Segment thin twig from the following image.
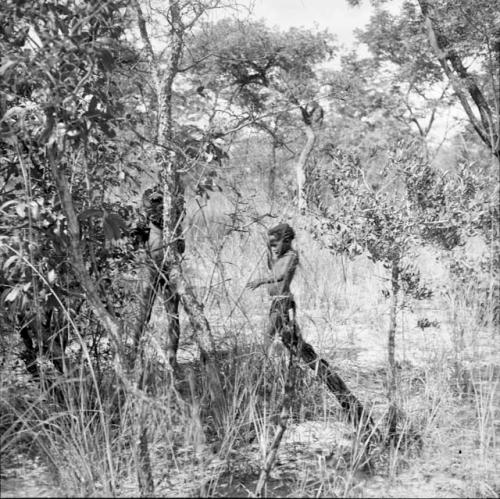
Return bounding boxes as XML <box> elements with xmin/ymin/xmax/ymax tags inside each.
<box><xmin>254</xmin><ymin>348</ymin><xmax>296</xmax><ymax>497</ymax></box>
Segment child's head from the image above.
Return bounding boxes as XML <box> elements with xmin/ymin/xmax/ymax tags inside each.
<box><xmin>268</xmin><ymin>223</ymin><xmax>295</xmax><ymax>256</ymax></box>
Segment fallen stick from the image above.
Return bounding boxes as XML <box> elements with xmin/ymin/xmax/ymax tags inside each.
<box><xmin>281</xmin><ymin>324</ymin><xmax>381</xmax><ymax>444</ymax></box>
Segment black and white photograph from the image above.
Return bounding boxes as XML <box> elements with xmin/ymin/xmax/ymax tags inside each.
<box><xmin>1</xmin><ymin>0</ymin><xmax>499</xmax><ymax>496</ymax></box>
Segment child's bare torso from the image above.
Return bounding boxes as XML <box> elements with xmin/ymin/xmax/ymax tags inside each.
<box><xmin>268</xmin><ymin>249</ymin><xmax>298</xmax><ymax>296</ymax></box>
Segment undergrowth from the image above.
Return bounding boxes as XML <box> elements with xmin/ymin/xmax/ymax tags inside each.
<box><xmin>1</xmin><ymin>215</ymin><xmax>498</xmax><ymax>498</ymax></box>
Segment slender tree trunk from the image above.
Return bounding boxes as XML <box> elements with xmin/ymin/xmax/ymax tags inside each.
<box><xmin>130</xmin><ymin>250</ymin><xmax>159</xmax><ymax>362</ymax></box>
<box><xmin>134</xmin><ymin>0</ymin><xmax>184</xmax><ymax>369</ymax></box>
<box><xmin>131</xmin><ymin>2</ymin><xmax>226</xmax><ymax>490</ymax></box>
<box><xmin>172</xmin><ymin>262</ymin><xmax>226</xmax><ymax>417</ymax></box>
<box><xmin>269</xmin><ymin>140</ymin><xmax>277</xmax><ymax>201</ymax></box>
<box><xmin>296</xmin><ymin>124</ymin><xmax>316</xmax><ymax>213</ymax></box>
<box><xmin>387</xmin><ymin>258</ymin><xmax>399</xmax><ymax>440</ymax></box>
<box><xmin>154</xmin><ymin>0</ymin><xmax>185</xmax><ymax>371</ymax></box>
<box><xmin>137</xmin><ymin>408</ymin><xmax>154</xmax><ymax>496</ymax></box>
<box><xmin>153</xmin><ymin>1</ymin><xmax>222</xmax><ymax>381</ymax></box>
<box><xmin>296</xmin><ymin>102</ymin><xmax>324</xmax><ymax>212</ymax></box>
<box><xmin>164</xmin><ymin>279</ymin><xmax>181</xmax><ymax>369</ymax></box>
<box><xmin>134</xmin><ymin>0</ymin><xmax>221</xmax><ymax>364</ymax></box>
<box><xmin>255</xmin><ymin>349</ymin><xmax>297</xmax><ymax>497</ymax></box>
<box><xmin>48</xmin><ymin>149</ymin><xmax>123</xmax><ymax>360</ymax></box>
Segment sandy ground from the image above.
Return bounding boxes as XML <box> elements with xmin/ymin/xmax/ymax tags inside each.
<box><xmin>1</xmin><ymin>293</ymin><xmax>498</xmax><ymax>497</ymax></box>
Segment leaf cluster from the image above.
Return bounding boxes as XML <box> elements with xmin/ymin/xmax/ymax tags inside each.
<box><xmin>188</xmin><ymin>18</ymin><xmax>336</xmax><ymax>109</ymax></box>
<box><xmin>309</xmin><ymin>139</ymin><xmax>484</xmax><ymax>262</ymax></box>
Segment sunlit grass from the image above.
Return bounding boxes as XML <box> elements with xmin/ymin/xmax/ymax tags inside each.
<box><xmin>1</xmin><ymin>195</ymin><xmax>498</xmax><ymax>498</ymax></box>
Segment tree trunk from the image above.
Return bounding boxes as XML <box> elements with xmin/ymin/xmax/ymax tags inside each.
<box><xmin>296</xmin><ymin>102</ymin><xmax>324</xmax><ymax>212</ymax></box>
<box><xmin>131</xmin><ymin>0</ymin><xmax>227</xmax><ymax>487</ymax></box>
<box><xmin>133</xmin><ymin>0</ymin><xmax>221</xmax><ymax>367</ymax></box>
<box><xmin>171</xmin><ymin>262</ymin><xmax>226</xmax><ymax>416</ymax></box>
<box><xmin>417</xmin><ymin>0</ymin><xmax>499</xmax><ymax>159</ymax></box>
<box><xmin>269</xmin><ymin>139</ymin><xmax>277</xmax><ymax>201</ymax></box>
<box><xmin>255</xmin><ymin>349</ymin><xmax>297</xmax><ymax>497</ymax></box>
<box><xmin>137</xmin><ymin>414</ymin><xmax>154</xmax><ymax>496</ymax></box>
<box><xmin>296</xmin><ymin>124</ymin><xmax>316</xmax><ymax>213</ymax></box>
<box><xmin>131</xmin><ymin>2</ymin><xmax>186</xmax><ymax>492</ymax></box>
<box><xmin>387</xmin><ymin>258</ymin><xmax>399</xmax><ymax>440</ymax></box>
<box><xmin>48</xmin><ymin>149</ymin><xmax>124</xmax><ymax>362</ymax></box>
<box><xmin>129</xmin><ymin>249</ymin><xmax>159</xmax><ymax>361</ymax></box>
<box><xmin>133</xmin><ymin>0</ymin><xmax>185</xmax><ymax>365</ymax></box>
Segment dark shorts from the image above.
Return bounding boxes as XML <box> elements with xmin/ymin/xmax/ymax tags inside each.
<box><xmin>267</xmin><ymin>297</ymin><xmax>318</xmax><ymax>362</ymax></box>
<box><xmin>267</xmin><ymin>296</ymin><xmax>297</xmax><ymax>343</ymax></box>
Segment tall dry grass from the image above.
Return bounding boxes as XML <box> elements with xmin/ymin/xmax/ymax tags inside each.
<box><xmin>1</xmin><ymin>192</ymin><xmax>498</xmax><ymax>497</ymax></box>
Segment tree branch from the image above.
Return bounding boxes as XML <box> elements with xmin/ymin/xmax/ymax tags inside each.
<box><xmin>418</xmin><ymin>0</ymin><xmax>499</xmax><ymax>158</ymax></box>
<box><xmin>47</xmin><ymin>148</ymin><xmax>123</xmax><ymax>355</ymax></box>
<box><xmin>132</xmin><ymin>0</ymin><xmax>156</xmax><ymax>65</ymax></box>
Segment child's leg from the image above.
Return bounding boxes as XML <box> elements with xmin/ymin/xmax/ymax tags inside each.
<box><xmin>265</xmin><ymin>309</ymin><xmax>282</xmax><ymax>351</ymax></box>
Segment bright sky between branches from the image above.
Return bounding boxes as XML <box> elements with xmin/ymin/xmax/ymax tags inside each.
<box><xmin>252</xmin><ymin>0</ymin><xmax>374</xmax><ymax>48</ymax></box>
<box><xmin>206</xmin><ymin>0</ymin><xmax>403</xmax><ymax>49</ymax></box>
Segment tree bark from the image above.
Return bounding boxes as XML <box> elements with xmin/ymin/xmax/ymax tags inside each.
<box><xmin>255</xmin><ymin>350</ymin><xmax>297</xmax><ymax>497</ymax></box>
<box><xmin>137</xmin><ymin>418</ymin><xmax>154</xmax><ymax>496</ymax></box>
<box><xmin>48</xmin><ymin>149</ymin><xmax>123</xmax><ymax>360</ymax></box>
<box><xmin>269</xmin><ymin>139</ymin><xmax>277</xmax><ymax>201</ymax></box>
<box><xmin>134</xmin><ymin>0</ymin><xmax>224</xmax><ymax>415</ymax></box>
<box><xmin>417</xmin><ymin>0</ymin><xmax>499</xmax><ymax>159</ymax></box>
<box><xmin>296</xmin><ymin>124</ymin><xmax>315</xmax><ymax>213</ymax></box>
<box><xmin>387</xmin><ymin>258</ymin><xmax>399</xmax><ymax>441</ymax></box>
<box><xmin>296</xmin><ymin>102</ymin><xmax>324</xmax><ymax>212</ymax></box>
<box><xmin>155</xmin><ymin>1</ymin><xmax>184</xmax><ymax>369</ymax></box>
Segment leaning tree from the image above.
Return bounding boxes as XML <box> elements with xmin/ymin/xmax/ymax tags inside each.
<box><xmin>347</xmin><ymin>0</ymin><xmax>500</xmax><ymax>160</ymax></box>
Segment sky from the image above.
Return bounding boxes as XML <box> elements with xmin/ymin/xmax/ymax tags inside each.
<box><xmin>206</xmin><ymin>0</ymin><xmax>466</xmax><ymax>145</ymax></box>
<box><xmin>251</xmin><ymin>0</ymin><xmax>375</xmax><ymax>49</ymax></box>
<box><xmin>207</xmin><ymin>0</ymin><xmax>402</xmax><ymax>54</ymax></box>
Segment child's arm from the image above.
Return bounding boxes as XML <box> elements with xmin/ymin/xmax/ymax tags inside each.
<box><xmin>246</xmin><ymin>251</ymin><xmax>298</xmax><ymax>290</ymax></box>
